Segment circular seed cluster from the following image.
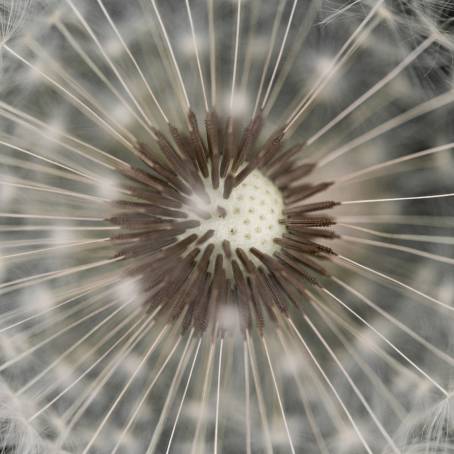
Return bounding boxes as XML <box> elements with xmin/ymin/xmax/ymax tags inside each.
<box><xmin>110</xmin><ymin>110</ymin><xmax>339</xmax><ymax>335</ymax></box>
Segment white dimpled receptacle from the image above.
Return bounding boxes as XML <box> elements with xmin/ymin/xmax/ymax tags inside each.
<box><xmin>193</xmin><ymin>170</ymin><xmax>286</xmax><ymax>255</ymax></box>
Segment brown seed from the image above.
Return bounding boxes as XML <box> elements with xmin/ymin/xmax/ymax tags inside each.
<box><xmin>111</xmin><ymin>109</ymin><xmax>338</xmax><ymax>335</ymax></box>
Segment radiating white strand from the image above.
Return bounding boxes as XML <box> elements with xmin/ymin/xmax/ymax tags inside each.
<box><xmin>65</xmin><ymin>0</ymin><xmax>155</xmax><ymax>127</ymax></box>
<box><xmin>0</xmin><ymin>296</ymin><xmax>122</xmax><ymax>372</ymax></box>
<box><xmin>146</xmin><ymin>337</ymin><xmax>196</xmax><ymax>454</ymax></box>
<box><xmin>307</xmin><ymin>36</ymin><xmax>435</xmax><ymax>146</ymax></box>
<box><xmin>112</xmin><ymin>332</ymin><xmax>192</xmax><ymax>454</ymax></box>
<box><xmin>21</xmin><ymin>285</ymin><xmax>115</xmax><ymax>339</ymax></box>
<box><xmin>56</xmin><ymin>315</ymin><xmax>156</xmax><ymax>448</ymax></box>
<box><xmin>0</xmin><ymin>113</ymin><xmax>119</xmax><ymax>175</ymax></box>
<box><xmin>0</xmin><ymin>274</ymin><xmax>118</xmax><ymax>333</ymax></box>
<box><xmin>342</xmin><ymin>235</ymin><xmax>454</xmax><ymax>265</ymax></box>
<box><xmin>1</xmin><ymin>238</ymin><xmax>100</xmax><ymax>250</ymax></box>
<box><xmin>319</xmin><ymin>90</ymin><xmax>454</xmax><ymax>166</ymax></box>
<box><xmin>208</xmin><ymin>0</ymin><xmax>216</xmax><ymax>106</ymax></box>
<box><xmin>230</xmin><ymin>0</ymin><xmax>242</xmax><ymax>112</ymax></box>
<box><xmin>0</xmin><ymin>238</ymin><xmax>110</xmax><ymax>261</ymax></box>
<box><xmin>341</xmin><ymin>192</ymin><xmax>454</xmax><ymax>205</ymax></box>
<box><xmin>310</xmin><ymin>295</ymin><xmax>407</xmax><ymax>419</ymax></box>
<box><xmin>0</xmin><ymin>225</ymin><xmax>117</xmax><ymax>232</ymax></box>
<box><xmin>244</xmin><ymin>339</ymin><xmax>251</xmax><ymax>454</ymax></box>
<box><xmin>238</xmin><ymin>0</ymin><xmax>260</xmax><ymax>95</ymax></box>
<box><xmin>321</xmin><ymin>0</ymin><xmax>363</xmax><ymax>23</ymax></box>
<box><xmin>34</xmin><ymin>309</ymin><xmax>141</xmax><ymax>405</ymax></box>
<box><xmin>165</xmin><ymin>334</ymin><xmax>202</xmax><ymax>454</ymax></box>
<box><xmin>277</xmin><ymin>330</ymin><xmax>330</xmax><ymax>454</ymax></box>
<box><xmin>214</xmin><ymin>337</ymin><xmax>224</xmax><ymax>454</ymax></box>
<box><xmin>3</xmin><ymin>45</ymin><xmax>135</xmax><ymax>150</ymax></box>
<box><xmin>337</xmin><ymin>214</ymin><xmax>454</xmax><ymax>228</ymax></box>
<box><xmin>321</xmin><ymin>287</ymin><xmax>449</xmax><ymax>396</ymax></box>
<box><xmin>27</xmin><ymin>37</ymin><xmax>145</xmax><ymax>140</ymax></box>
<box><xmin>0</xmin><ymin>153</ymin><xmax>102</xmax><ymax>191</ymax></box>
<box><xmin>53</xmin><ymin>19</ymin><xmax>158</xmax><ymax>134</ymax></box>
<box><xmin>28</xmin><ymin>310</ymin><xmax>142</xmax><ymax>420</ymax></box>
<box><xmin>252</xmin><ymin>1</ymin><xmax>285</xmax><ymax>116</ymax></box>
<box><xmin>0</xmin><ymin>257</ymin><xmax>122</xmax><ymax>298</ymax></box>
<box><xmin>260</xmin><ymin>0</ymin><xmax>298</xmax><ymax>110</ymax></box>
<box><xmin>0</xmin><ymin>101</ymin><xmax>127</xmax><ymax>168</ymax></box>
<box><xmin>262</xmin><ymin>336</ymin><xmax>296</xmax><ymax>454</ymax></box>
<box><xmin>0</xmin><ymin>0</ymin><xmax>30</xmax><ymax>41</ymax></box>
<box><xmin>0</xmin><ymin>180</ymin><xmax>110</xmax><ymax>203</ymax></box>
<box><xmin>339</xmin><ymin>223</ymin><xmax>454</xmax><ymax>245</ymax></box>
<box><xmin>185</xmin><ymin>0</ymin><xmax>209</xmax><ymax>111</ymax></box>
<box><xmin>337</xmin><ymin>255</ymin><xmax>454</xmax><ymax>314</ymax></box>
<box><xmin>96</xmin><ymin>0</ymin><xmax>169</xmax><ymax>122</ymax></box>
<box><xmin>0</xmin><ymin>139</ymin><xmax>98</xmax><ymax>183</ymax></box>
<box><xmin>150</xmin><ymin>0</ymin><xmax>191</xmax><ymax>109</ymax></box>
<box><xmin>284</xmin><ymin>0</ymin><xmax>385</xmax><ymax>131</ymax></box>
<box><xmin>246</xmin><ymin>331</ymin><xmax>274</xmax><ymax>454</ymax></box>
<box><xmin>337</xmin><ymin>142</ymin><xmax>454</xmax><ymax>184</ymax></box>
<box><xmin>263</xmin><ymin>0</ymin><xmax>321</xmax><ymax>116</ymax></box>
<box><xmin>0</xmin><ymin>213</ymin><xmax>103</xmax><ymax>221</ymax></box>
<box><xmin>81</xmin><ymin>324</ymin><xmax>171</xmax><ymax>454</ymax></box>
<box><xmin>190</xmin><ymin>340</ymin><xmax>216</xmax><ymax>454</ymax></box>
<box><xmin>18</xmin><ymin>294</ymin><xmax>139</xmax><ymax>396</ymax></box>
<box><xmin>331</xmin><ymin>276</ymin><xmax>454</xmax><ymax>367</ymax></box>
<box><xmin>291</xmin><ymin>332</ymin><xmax>348</xmax><ymax>434</ymax></box>
<box><xmin>303</xmin><ymin>312</ymin><xmax>400</xmax><ymax>453</ymax></box>
<box><xmin>288</xmin><ymin>319</ymin><xmax>374</xmax><ymax>454</ymax></box>
<box><xmin>284</xmin><ymin>27</ymin><xmax>367</xmax><ymax>133</ymax></box>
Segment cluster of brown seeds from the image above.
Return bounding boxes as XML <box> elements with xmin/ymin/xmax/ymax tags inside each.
<box><xmin>109</xmin><ymin>110</ymin><xmax>339</xmax><ymax>336</ymax></box>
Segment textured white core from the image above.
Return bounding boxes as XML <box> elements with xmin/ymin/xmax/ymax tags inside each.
<box><xmin>190</xmin><ymin>170</ymin><xmax>285</xmax><ymax>255</ymax></box>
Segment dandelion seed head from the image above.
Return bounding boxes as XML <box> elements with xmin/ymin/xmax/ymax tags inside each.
<box><xmin>0</xmin><ymin>0</ymin><xmax>454</xmax><ymax>452</ymax></box>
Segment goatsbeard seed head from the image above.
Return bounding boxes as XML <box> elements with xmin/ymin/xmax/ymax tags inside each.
<box><xmin>111</xmin><ymin>111</ymin><xmax>338</xmax><ymax>335</ymax></box>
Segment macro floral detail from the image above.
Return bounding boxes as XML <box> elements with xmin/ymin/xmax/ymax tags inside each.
<box><xmin>0</xmin><ymin>0</ymin><xmax>454</xmax><ymax>453</ymax></box>
<box><xmin>110</xmin><ymin>108</ymin><xmax>338</xmax><ymax>336</ymax></box>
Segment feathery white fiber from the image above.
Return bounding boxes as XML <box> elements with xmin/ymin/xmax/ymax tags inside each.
<box><xmin>0</xmin><ymin>1</ymin><xmax>454</xmax><ymax>453</ymax></box>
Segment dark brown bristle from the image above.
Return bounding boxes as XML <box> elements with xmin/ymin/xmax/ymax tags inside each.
<box><xmin>284</xmin><ymin>181</ymin><xmax>334</xmax><ymax>205</ymax></box>
<box><xmin>197</xmin><ymin>229</ymin><xmax>215</xmax><ymax>245</ymax></box>
<box><xmin>275</xmin><ymin>163</ymin><xmax>316</xmax><ymax>187</ymax></box>
<box><xmin>206</xmin><ymin>111</ymin><xmax>221</xmax><ymax>189</ymax></box>
<box><xmin>284</xmin><ymin>201</ymin><xmax>340</xmax><ymax>216</ymax></box>
<box><xmin>110</xmin><ymin>109</ymin><xmax>339</xmax><ymax>337</ymax></box>
<box><xmin>232</xmin><ymin>112</ymin><xmax>263</xmax><ymax>172</ymax></box>
<box><xmin>288</xmin><ymin>226</ymin><xmax>339</xmax><ymax>239</ymax></box>
<box><xmin>265</xmin><ymin>142</ymin><xmax>301</xmax><ymax>168</ymax></box>
<box><xmin>222</xmin><ymin>240</ymin><xmax>232</xmax><ymax>259</ymax></box>
<box><xmin>188</xmin><ymin>110</ymin><xmax>210</xmax><ymax>178</ymax></box>
<box><xmin>153</xmin><ymin>128</ymin><xmax>193</xmax><ymax>184</ymax></box>
<box><xmin>258</xmin><ymin>268</ymin><xmax>288</xmax><ymax>315</ymax></box>
<box><xmin>255</xmin><ymin>269</ymin><xmax>285</xmax><ymax>319</ymax></box>
<box><xmin>134</xmin><ymin>142</ymin><xmax>185</xmax><ymax>188</ymax></box>
<box><xmin>248</xmin><ymin>276</ymin><xmax>265</xmax><ymax>335</ymax></box>
<box><xmin>236</xmin><ymin>248</ymin><xmax>256</xmax><ymax>274</ymax></box>
<box><xmin>124</xmin><ymin>184</ymin><xmax>191</xmax><ymax>204</ymax></box>
<box><xmin>282</xmin><ymin>216</ymin><xmax>336</xmax><ymax>227</ymax></box>
<box><xmin>223</xmin><ymin>174</ymin><xmax>235</xmax><ymax>199</ymax></box>
<box><xmin>114</xmin><ymin>197</ymin><xmax>182</xmax><ymax>210</ymax></box>
<box><xmin>232</xmin><ymin>260</ymin><xmax>252</xmax><ymax>333</ymax></box>
<box><xmin>220</xmin><ymin>117</ymin><xmax>236</xmax><ymax>178</ymax></box>
<box><xmin>168</xmin><ymin>123</ymin><xmax>199</xmax><ymax>175</ymax></box>
<box><xmin>280</xmin><ymin>248</ymin><xmax>329</xmax><ymax>276</ymax></box>
<box><xmin>273</xmin><ymin>237</ymin><xmax>320</xmax><ymax>255</ymax></box>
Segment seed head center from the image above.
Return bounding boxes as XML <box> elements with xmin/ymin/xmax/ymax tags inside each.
<box><xmin>191</xmin><ymin>170</ymin><xmax>285</xmax><ymax>255</ymax></box>
<box><xmin>112</xmin><ymin>110</ymin><xmax>337</xmax><ymax>334</ymax></box>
